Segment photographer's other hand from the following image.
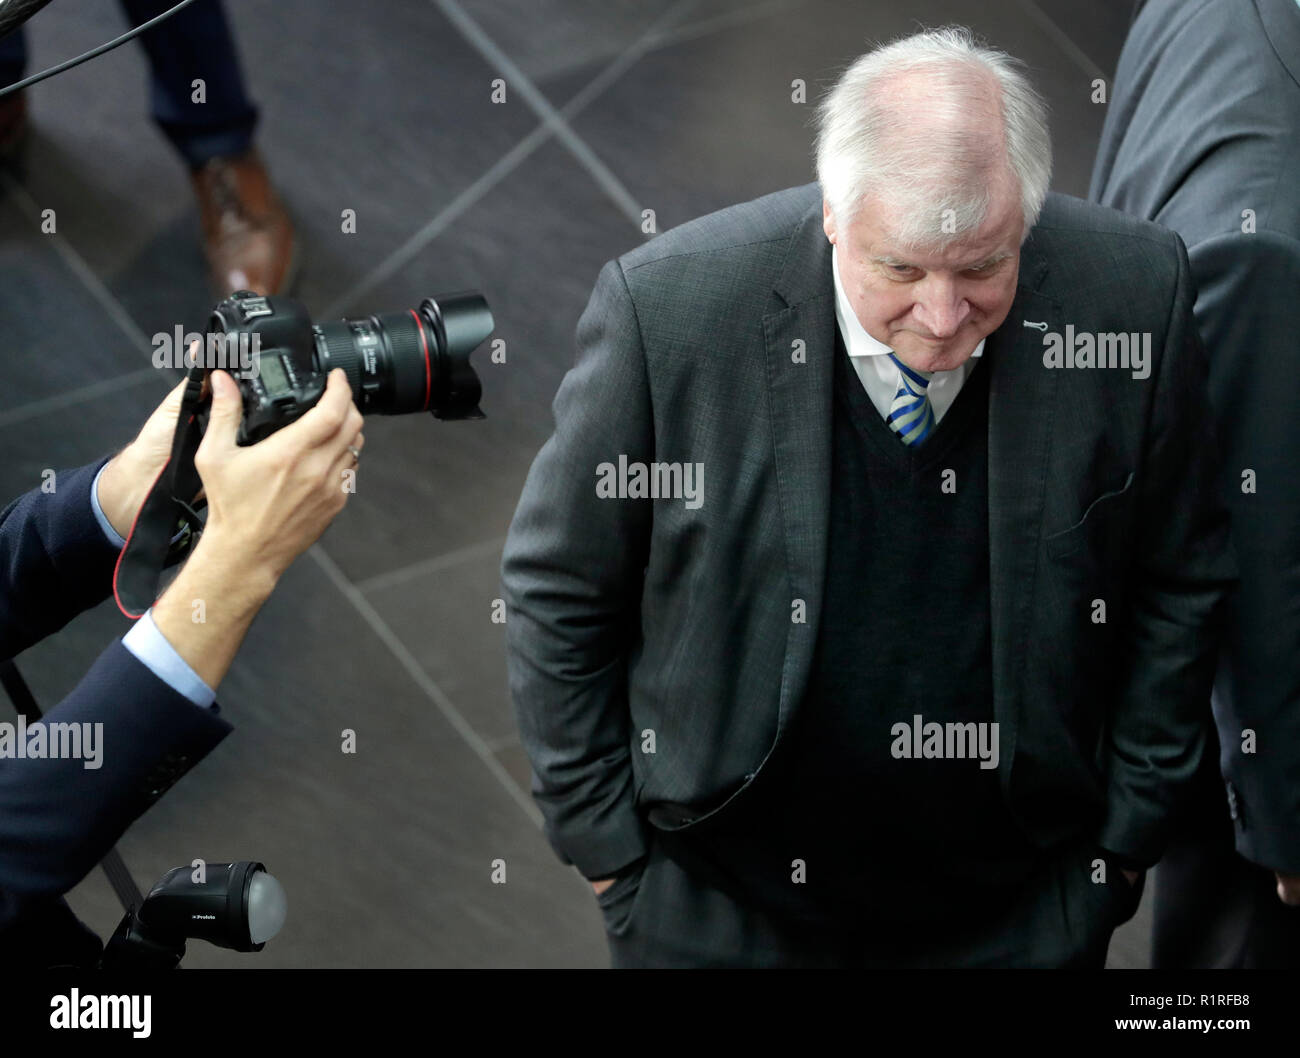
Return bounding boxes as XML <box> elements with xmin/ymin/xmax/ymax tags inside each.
<box><xmin>96</xmin><ymin>376</ymin><xmax>189</xmax><ymax>538</ymax></box>
<box><xmin>149</xmin><ymin>369</ymin><xmax>363</xmax><ymax>691</ymax></box>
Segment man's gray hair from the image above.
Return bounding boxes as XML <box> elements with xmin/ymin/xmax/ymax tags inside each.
<box><xmin>815</xmin><ymin>26</ymin><xmax>1052</xmax><ymax>249</ymax></box>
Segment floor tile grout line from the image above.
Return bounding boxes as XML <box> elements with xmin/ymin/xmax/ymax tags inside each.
<box><xmin>483</xmin><ymin>731</ymin><xmax>520</xmax><ymax>754</ymax></box>
<box><xmin>1015</xmin><ymin>0</ymin><xmax>1108</xmax><ymax>83</ymax></box>
<box><xmin>546</xmin><ymin>0</ymin><xmax>704</xmax><ymax>127</ymax></box>
<box><xmin>1</xmin><ymin>170</ymin><xmax>154</xmax><ymax>352</ymax></box>
<box><xmin>482</xmin><ymin>0</ymin><xmax>792</xmax><ymax>86</ymax></box>
<box><xmin>309</xmin><ymin>543</ymin><xmax>544</xmax><ymax>828</ymax></box>
<box><xmin>355</xmin><ymin>534</ymin><xmax>508</xmax><ymax>594</ymax></box>
<box><xmin>0</xmin><ymin>170</ymin><xmax>183</xmax><ymax>431</ymax></box>
<box><xmin>325</xmin><ymin>0</ymin><xmax>699</xmax><ymax>318</ymax></box>
<box><xmin>637</xmin><ymin>0</ymin><xmax>802</xmax><ymax>60</ymax></box>
<box><xmin>321</xmin><ymin>125</ymin><xmax>550</xmax><ymax>318</ymax></box>
<box><xmin>431</xmin><ymin>0</ymin><xmax>651</xmax><ymax>227</ymax></box>
<box><xmin>0</xmin><ymin>366</ymin><xmax>160</xmax><ymax>430</ymax></box>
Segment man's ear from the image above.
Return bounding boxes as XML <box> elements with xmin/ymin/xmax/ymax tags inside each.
<box><xmin>822</xmin><ymin>199</ymin><xmax>837</xmax><ymax>244</ymax></box>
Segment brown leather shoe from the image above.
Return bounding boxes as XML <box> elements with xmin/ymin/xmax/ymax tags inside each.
<box><xmin>191</xmin><ymin>148</ymin><xmax>297</xmax><ymax>296</ymax></box>
<box><xmin>0</xmin><ymin>91</ymin><xmax>28</xmax><ymax>164</ymax></box>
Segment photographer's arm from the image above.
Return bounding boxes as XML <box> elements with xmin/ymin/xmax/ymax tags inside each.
<box><xmin>0</xmin><ymin>460</ymin><xmax>120</xmax><ymax>661</ymax></box>
<box><xmin>0</xmin><ymin>379</ymin><xmax>189</xmax><ymax>662</ymax></box>
<box><xmin>0</xmin><ymin>370</ymin><xmax>363</xmax><ymax>938</ymax></box>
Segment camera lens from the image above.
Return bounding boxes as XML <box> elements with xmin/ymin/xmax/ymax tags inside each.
<box><xmin>313</xmin><ymin>293</ymin><xmax>491</xmax><ymax>420</ymax></box>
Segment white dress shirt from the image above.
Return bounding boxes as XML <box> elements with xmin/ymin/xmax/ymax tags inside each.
<box><xmin>831</xmin><ymin>244</ymin><xmax>984</xmax><ymax>425</ymax></box>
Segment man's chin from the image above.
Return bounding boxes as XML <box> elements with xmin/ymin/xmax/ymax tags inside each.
<box><xmin>893</xmin><ymin>338</ymin><xmax>980</xmax><ymax>373</ymax></box>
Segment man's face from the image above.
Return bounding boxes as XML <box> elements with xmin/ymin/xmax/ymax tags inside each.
<box><xmin>824</xmin><ymin>183</ymin><xmax>1024</xmax><ymax>373</ymax></box>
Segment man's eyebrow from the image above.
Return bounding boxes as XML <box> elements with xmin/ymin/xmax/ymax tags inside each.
<box><xmin>965</xmin><ymin>250</ymin><xmax>1013</xmax><ymax>270</ymax></box>
<box><xmin>870</xmin><ymin>250</ymin><xmax>1013</xmax><ymax>270</ymax></box>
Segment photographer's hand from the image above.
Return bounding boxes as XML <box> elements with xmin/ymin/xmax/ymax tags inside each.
<box><xmin>149</xmin><ymin>369</ymin><xmax>364</xmax><ymax>690</ymax></box>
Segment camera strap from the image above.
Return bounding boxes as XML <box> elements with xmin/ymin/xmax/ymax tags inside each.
<box><xmin>112</xmin><ymin>367</ymin><xmax>208</xmax><ymax>619</ymax></box>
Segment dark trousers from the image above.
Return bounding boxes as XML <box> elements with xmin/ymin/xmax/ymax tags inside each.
<box><xmin>598</xmin><ymin>831</ymin><xmax>1143</xmax><ymax>968</ymax></box>
<box><xmin>1152</xmin><ymin>732</ymin><xmax>1300</xmax><ymax>968</ymax></box>
<box><xmin>0</xmin><ymin>0</ymin><xmax>257</xmax><ymax>167</ymax></box>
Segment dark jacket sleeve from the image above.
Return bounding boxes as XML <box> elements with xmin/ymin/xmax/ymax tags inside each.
<box><xmin>500</xmin><ymin>258</ymin><xmax>654</xmax><ymax>881</ymax></box>
<box><xmin>0</xmin><ymin>459</ymin><xmax>233</xmax><ymax>946</ymax></box>
<box><xmin>0</xmin><ymin>641</ymin><xmax>233</xmax><ymax>935</ymax></box>
<box><xmin>1193</xmin><ymin>230</ymin><xmax>1300</xmax><ymax>873</ymax></box>
<box><xmin>1087</xmin><ymin>0</ymin><xmax>1300</xmax><ymax>873</ymax></box>
<box><xmin>0</xmin><ymin>457</ymin><xmax>122</xmax><ymax>659</ymax></box>
<box><xmin>1097</xmin><ymin>235</ymin><xmax>1237</xmax><ymax>866</ymax></box>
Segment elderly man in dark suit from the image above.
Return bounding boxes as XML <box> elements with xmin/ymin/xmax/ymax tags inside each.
<box><xmin>502</xmin><ymin>26</ymin><xmax>1235</xmax><ymax>968</ymax></box>
<box><xmin>1091</xmin><ymin>0</ymin><xmax>1300</xmax><ymax>967</ymax></box>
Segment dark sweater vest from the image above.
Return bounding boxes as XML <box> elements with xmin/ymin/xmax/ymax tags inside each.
<box><xmin>665</xmin><ymin>330</ymin><xmax>1039</xmax><ymax>941</ymax></box>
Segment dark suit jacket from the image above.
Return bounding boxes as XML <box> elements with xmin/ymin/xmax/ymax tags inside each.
<box><xmin>501</xmin><ymin>183</ymin><xmax>1236</xmax><ymax>885</ymax></box>
<box><xmin>1091</xmin><ymin>0</ymin><xmax>1300</xmax><ymax>874</ymax></box>
<box><xmin>0</xmin><ymin>458</ymin><xmax>232</xmax><ymax>966</ymax></box>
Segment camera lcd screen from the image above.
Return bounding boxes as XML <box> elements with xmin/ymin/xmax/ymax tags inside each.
<box><xmin>258</xmin><ymin>355</ymin><xmax>290</xmax><ymax>394</ymax></box>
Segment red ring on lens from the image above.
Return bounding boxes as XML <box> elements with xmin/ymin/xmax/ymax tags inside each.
<box><xmin>409</xmin><ymin>308</ymin><xmax>431</xmax><ymax>410</ymax></box>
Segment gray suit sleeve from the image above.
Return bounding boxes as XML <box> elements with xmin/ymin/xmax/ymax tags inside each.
<box><xmin>500</xmin><ymin>258</ymin><xmax>654</xmax><ymax>881</ymax></box>
<box><xmin>1098</xmin><ymin>233</ymin><xmax>1237</xmax><ymax>866</ymax></box>
<box><xmin>1194</xmin><ymin>229</ymin><xmax>1300</xmax><ymax>873</ymax></box>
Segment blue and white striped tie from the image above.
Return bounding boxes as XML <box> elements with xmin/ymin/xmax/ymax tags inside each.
<box><xmin>886</xmin><ymin>352</ymin><xmax>936</xmax><ymax>447</ymax></box>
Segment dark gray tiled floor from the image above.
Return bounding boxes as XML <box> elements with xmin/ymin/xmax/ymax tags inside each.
<box><xmin>1</xmin><ymin>0</ymin><xmax>1154</xmax><ymax>967</ymax></box>
<box><xmin>314</xmin><ymin>139</ymin><xmax>639</xmax><ymax>582</ymax></box>
<box><xmin>8</xmin><ymin>565</ymin><xmax>602</xmax><ymax>968</ymax></box>
<box><xmin>456</xmin><ymin>0</ymin><xmax>686</xmax><ymax>82</ymax></box>
<box><xmin>540</xmin><ymin>0</ymin><xmax>1112</xmax><ymax>239</ymax></box>
<box><xmin>454</xmin><ymin>0</ymin><xmax>788</xmax><ymax>84</ymax></box>
<box><xmin>365</xmin><ymin>542</ymin><xmax>513</xmax><ymax>746</ymax></box>
<box><xmin>0</xmin><ymin>195</ymin><xmax>153</xmax><ymax>414</ymax></box>
<box><xmin>18</xmin><ymin>0</ymin><xmax>541</xmax><ymax>338</ymax></box>
<box><xmin>1030</xmin><ymin>0</ymin><xmax>1139</xmax><ymax>77</ymax></box>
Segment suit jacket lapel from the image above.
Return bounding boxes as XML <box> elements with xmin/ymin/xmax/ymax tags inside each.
<box><xmin>986</xmin><ymin>246</ymin><xmax>1059</xmax><ymax>788</ymax></box>
<box><xmin>764</xmin><ymin>201</ymin><xmax>837</xmax><ymax>741</ymax></box>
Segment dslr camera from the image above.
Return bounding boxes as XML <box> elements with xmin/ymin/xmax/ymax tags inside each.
<box><xmin>108</xmin><ymin>288</ymin><xmax>493</xmax><ymax>617</ymax></box>
<box><xmin>209</xmin><ymin>289</ymin><xmax>492</xmax><ymax>444</ymax></box>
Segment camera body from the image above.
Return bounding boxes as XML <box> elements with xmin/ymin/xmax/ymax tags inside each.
<box><xmin>209</xmin><ymin>289</ymin><xmax>491</xmax><ymax>445</ymax></box>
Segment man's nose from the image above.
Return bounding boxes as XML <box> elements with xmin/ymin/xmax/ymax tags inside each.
<box><xmin>912</xmin><ymin>278</ymin><xmax>971</xmax><ymax>338</ymax></box>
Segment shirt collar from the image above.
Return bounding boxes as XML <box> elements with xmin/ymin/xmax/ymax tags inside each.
<box><xmin>831</xmin><ymin>242</ymin><xmax>984</xmax><ymax>360</ymax></box>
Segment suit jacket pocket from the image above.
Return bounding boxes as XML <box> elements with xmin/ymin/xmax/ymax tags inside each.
<box><xmin>595</xmin><ymin>854</ymin><xmax>651</xmax><ymax>938</ymax></box>
<box><xmin>1045</xmin><ymin>471</ymin><xmax>1135</xmax><ymax>560</ymax></box>
<box><xmin>1059</xmin><ymin>843</ymin><xmax>1128</xmax><ymax>959</ymax></box>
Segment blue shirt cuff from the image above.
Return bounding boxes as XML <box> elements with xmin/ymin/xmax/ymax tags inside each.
<box><xmin>91</xmin><ymin>462</ymin><xmax>127</xmax><ymax>548</ymax></box>
<box><xmin>122</xmin><ymin>610</ymin><xmax>217</xmax><ymax>709</ymax></box>
<box><xmin>92</xmin><ymin>459</ymin><xmax>191</xmax><ymax>550</ymax></box>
